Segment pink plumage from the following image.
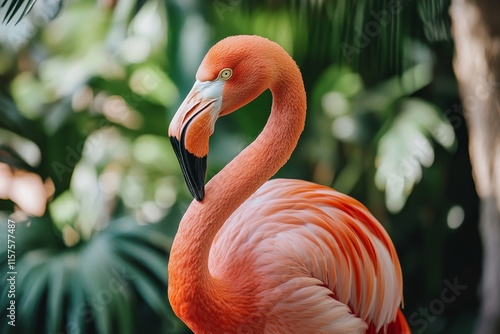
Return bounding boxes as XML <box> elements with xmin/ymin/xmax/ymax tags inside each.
<box><xmin>210</xmin><ymin>179</ymin><xmax>406</xmax><ymax>333</ymax></box>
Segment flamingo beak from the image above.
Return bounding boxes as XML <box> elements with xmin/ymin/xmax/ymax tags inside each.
<box><xmin>168</xmin><ymin>80</ymin><xmax>224</xmax><ymax>201</ymax></box>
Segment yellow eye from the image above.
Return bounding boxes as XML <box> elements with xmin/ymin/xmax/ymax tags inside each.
<box><xmin>219</xmin><ymin>68</ymin><xmax>233</xmax><ymax>80</ymax></box>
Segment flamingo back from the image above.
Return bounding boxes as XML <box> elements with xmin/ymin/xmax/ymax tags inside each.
<box><xmin>208</xmin><ymin>178</ymin><xmax>409</xmax><ymax>333</ymax></box>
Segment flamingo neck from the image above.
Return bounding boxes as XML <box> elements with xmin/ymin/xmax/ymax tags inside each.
<box><xmin>168</xmin><ymin>59</ymin><xmax>306</xmax><ymax>330</ymax></box>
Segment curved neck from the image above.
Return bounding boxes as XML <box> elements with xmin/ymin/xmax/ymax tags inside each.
<box><xmin>168</xmin><ymin>59</ymin><xmax>306</xmax><ymax>329</ymax></box>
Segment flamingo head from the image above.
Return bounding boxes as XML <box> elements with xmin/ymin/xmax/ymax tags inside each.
<box><xmin>169</xmin><ymin>35</ymin><xmax>280</xmax><ymax>201</ymax></box>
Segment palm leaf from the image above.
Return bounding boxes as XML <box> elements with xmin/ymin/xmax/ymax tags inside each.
<box><xmin>227</xmin><ymin>0</ymin><xmax>452</xmax><ymax>78</ymax></box>
<box><xmin>46</xmin><ymin>259</ymin><xmax>67</xmax><ymax>333</ymax></box>
<box><xmin>0</xmin><ymin>214</ymin><xmax>188</xmax><ymax>334</ymax></box>
<box><xmin>1</xmin><ymin>0</ymin><xmax>37</xmax><ymax>24</ymax></box>
<box><xmin>374</xmin><ymin>98</ymin><xmax>455</xmax><ymax>212</ymax></box>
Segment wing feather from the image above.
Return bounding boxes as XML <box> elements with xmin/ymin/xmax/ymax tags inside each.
<box><xmin>209</xmin><ymin>178</ymin><xmax>405</xmax><ymax>333</ymax></box>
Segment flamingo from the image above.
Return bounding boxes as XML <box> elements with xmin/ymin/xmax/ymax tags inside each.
<box><xmin>168</xmin><ymin>35</ymin><xmax>410</xmax><ymax>334</ymax></box>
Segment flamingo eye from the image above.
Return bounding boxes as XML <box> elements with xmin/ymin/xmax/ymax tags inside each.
<box><xmin>219</xmin><ymin>68</ymin><xmax>233</xmax><ymax>80</ymax></box>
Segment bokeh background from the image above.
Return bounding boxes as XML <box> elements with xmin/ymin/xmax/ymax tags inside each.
<box><xmin>0</xmin><ymin>0</ymin><xmax>484</xmax><ymax>333</ymax></box>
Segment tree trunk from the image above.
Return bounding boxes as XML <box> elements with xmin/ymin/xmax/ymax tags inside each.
<box><xmin>450</xmin><ymin>0</ymin><xmax>500</xmax><ymax>333</ymax></box>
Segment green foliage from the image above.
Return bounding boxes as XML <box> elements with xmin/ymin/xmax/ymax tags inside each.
<box><xmin>0</xmin><ymin>213</ymin><xmax>186</xmax><ymax>334</ymax></box>
<box><xmin>1</xmin><ymin>0</ymin><xmax>37</xmax><ymax>25</ymax></box>
<box><xmin>1</xmin><ymin>0</ymin><xmax>190</xmax><ymax>333</ymax></box>
<box><xmin>375</xmin><ymin>98</ymin><xmax>455</xmax><ymax>212</ymax></box>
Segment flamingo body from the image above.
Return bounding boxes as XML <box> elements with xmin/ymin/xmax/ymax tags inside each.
<box><xmin>209</xmin><ymin>179</ymin><xmax>406</xmax><ymax>333</ymax></box>
<box><xmin>167</xmin><ymin>35</ymin><xmax>410</xmax><ymax>333</ymax></box>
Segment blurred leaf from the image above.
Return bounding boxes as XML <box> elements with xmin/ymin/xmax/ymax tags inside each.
<box><xmin>0</xmin><ymin>144</ymin><xmax>36</xmax><ymax>172</ymax></box>
<box><xmin>129</xmin><ymin>65</ymin><xmax>179</xmax><ymax>107</ymax></box>
<box><xmin>0</xmin><ymin>90</ymin><xmax>39</xmax><ymax>141</ymax></box>
<box><xmin>356</xmin><ymin>62</ymin><xmax>434</xmax><ymax>116</ymax></box>
<box><xmin>47</xmin><ymin>259</ymin><xmax>67</xmax><ymax>333</ymax></box>
<box><xmin>375</xmin><ymin>98</ymin><xmax>456</xmax><ymax>213</ymax></box>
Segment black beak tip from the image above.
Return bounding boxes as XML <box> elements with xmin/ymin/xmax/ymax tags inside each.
<box><xmin>186</xmin><ymin>169</ymin><xmax>205</xmax><ymax>201</ymax></box>
<box><xmin>169</xmin><ymin>136</ymin><xmax>207</xmax><ymax>202</ymax></box>
<box><xmin>193</xmin><ymin>189</ymin><xmax>205</xmax><ymax>202</ymax></box>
